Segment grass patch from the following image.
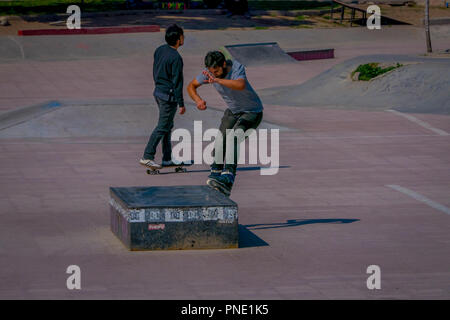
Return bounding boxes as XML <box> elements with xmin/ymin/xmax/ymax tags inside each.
<box><xmin>352</xmin><ymin>62</ymin><xmax>403</xmax><ymax>81</ymax></box>
<box><xmin>295</xmin><ymin>15</ymin><xmax>308</xmax><ymax>21</ymax></box>
<box><xmin>254</xmin><ymin>26</ymin><xmax>269</xmax><ymax>30</ymax></box>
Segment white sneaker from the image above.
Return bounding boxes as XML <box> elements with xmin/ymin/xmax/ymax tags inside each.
<box><xmin>139</xmin><ymin>159</ymin><xmax>162</xmax><ymax>169</ymax></box>
<box><xmin>161</xmin><ymin>159</ymin><xmax>182</xmax><ymax>167</ymax></box>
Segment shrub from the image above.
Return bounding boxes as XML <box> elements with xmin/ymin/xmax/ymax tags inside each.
<box><xmin>352</xmin><ymin>62</ymin><xmax>403</xmax><ymax>81</ymax></box>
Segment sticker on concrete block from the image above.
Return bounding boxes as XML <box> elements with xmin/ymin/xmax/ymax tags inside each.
<box><xmin>218</xmin><ymin>219</ymin><xmax>235</xmax><ymax>224</ymax></box>
<box><xmin>148</xmin><ymin>224</ymin><xmax>165</xmax><ymax>231</ymax></box>
<box><xmin>165</xmin><ymin>208</ymin><xmax>185</xmax><ymax>222</ymax></box>
<box><xmin>145</xmin><ymin>209</ymin><xmax>165</xmax><ymax>222</ymax></box>
<box><xmin>129</xmin><ymin>210</ymin><xmax>144</xmax><ymax>222</ymax></box>
<box><xmin>110</xmin><ymin>197</ymin><xmax>237</xmax><ymax>223</ymax></box>
<box><xmin>109</xmin><ymin>198</ymin><xmax>146</xmax><ymax>222</ymax></box>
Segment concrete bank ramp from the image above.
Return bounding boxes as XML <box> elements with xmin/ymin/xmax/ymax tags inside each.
<box><xmin>221</xmin><ymin>42</ymin><xmax>296</xmax><ymax>67</ymax></box>
<box><xmin>258</xmin><ymin>54</ymin><xmax>450</xmax><ymax>115</ymax></box>
<box><xmin>0</xmin><ymin>99</ymin><xmax>289</xmax><ymax>139</ymax></box>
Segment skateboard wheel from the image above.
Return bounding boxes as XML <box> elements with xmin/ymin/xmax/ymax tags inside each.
<box><xmin>147</xmin><ymin>169</ymin><xmax>159</xmax><ymax>175</ymax></box>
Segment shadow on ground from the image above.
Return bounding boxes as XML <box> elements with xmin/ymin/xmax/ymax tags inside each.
<box><xmin>239</xmin><ymin>218</ymin><xmax>359</xmax><ymax>248</ymax></box>
<box><xmin>351</xmin><ymin>16</ymin><xmax>410</xmax><ymax>26</ymax></box>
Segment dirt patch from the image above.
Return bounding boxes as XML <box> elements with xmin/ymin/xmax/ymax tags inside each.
<box><xmin>380</xmin><ymin>4</ymin><xmax>450</xmax><ymax>26</ymax></box>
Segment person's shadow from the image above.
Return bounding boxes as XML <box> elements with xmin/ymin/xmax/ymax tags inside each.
<box><xmin>239</xmin><ymin>218</ymin><xmax>359</xmax><ymax>248</ymax></box>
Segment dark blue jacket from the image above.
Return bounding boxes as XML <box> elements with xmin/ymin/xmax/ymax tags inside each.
<box><xmin>153</xmin><ymin>44</ymin><xmax>184</xmax><ymax>107</ymax></box>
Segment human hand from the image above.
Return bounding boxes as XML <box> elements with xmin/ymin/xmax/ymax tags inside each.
<box><xmin>196</xmin><ymin>99</ymin><xmax>207</xmax><ymax>110</ymax></box>
<box><xmin>202</xmin><ymin>70</ymin><xmax>219</xmax><ymax>84</ymax></box>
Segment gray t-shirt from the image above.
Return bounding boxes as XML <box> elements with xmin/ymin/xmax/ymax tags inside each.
<box><xmin>196</xmin><ymin>60</ymin><xmax>263</xmax><ymax>114</ymax></box>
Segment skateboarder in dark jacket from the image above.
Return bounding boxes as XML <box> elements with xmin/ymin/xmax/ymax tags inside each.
<box><xmin>187</xmin><ymin>51</ymin><xmax>263</xmax><ymax>196</ymax></box>
<box><xmin>140</xmin><ymin>24</ymin><xmax>186</xmax><ymax>169</ymax></box>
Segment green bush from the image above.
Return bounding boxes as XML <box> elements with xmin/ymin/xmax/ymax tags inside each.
<box><xmin>295</xmin><ymin>15</ymin><xmax>307</xmax><ymax>21</ymax></box>
<box><xmin>353</xmin><ymin>62</ymin><xmax>403</xmax><ymax>81</ymax></box>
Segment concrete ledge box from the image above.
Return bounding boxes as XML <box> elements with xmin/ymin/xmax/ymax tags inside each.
<box><xmin>109</xmin><ymin>185</ymin><xmax>239</xmax><ymax>250</ymax></box>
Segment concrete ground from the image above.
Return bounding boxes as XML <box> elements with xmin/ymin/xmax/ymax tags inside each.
<box><xmin>0</xmin><ymin>23</ymin><xmax>449</xmax><ymax>299</ymax></box>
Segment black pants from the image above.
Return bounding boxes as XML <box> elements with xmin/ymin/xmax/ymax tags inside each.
<box><xmin>143</xmin><ymin>96</ymin><xmax>177</xmax><ymax>161</ymax></box>
<box><xmin>212</xmin><ymin>109</ymin><xmax>263</xmax><ymax>175</ymax></box>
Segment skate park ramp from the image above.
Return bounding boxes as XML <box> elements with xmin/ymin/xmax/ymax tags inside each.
<box><xmin>0</xmin><ymin>99</ymin><xmax>290</xmax><ymax>139</ymax></box>
<box><xmin>258</xmin><ymin>54</ymin><xmax>450</xmax><ymax>115</ymax></box>
<box><xmin>221</xmin><ymin>42</ymin><xmax>296</xmax><ymax>67</ymax></box>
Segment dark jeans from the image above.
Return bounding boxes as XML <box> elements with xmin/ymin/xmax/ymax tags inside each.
<box><xmin>212</xmin><ymin>109</ymin><xmax>263</xmax><ymax>175</ymax></box>
<box><xmin>143</xmin><ymin>96</ymin><xmax>178</xmax><ymax>161</ymax></box>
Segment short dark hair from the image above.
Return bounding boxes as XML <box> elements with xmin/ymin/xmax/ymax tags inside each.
<box><xmin>205</xmin><ymin>51</ymin><xmax>226</xmax><ymax>68</ymax></box>
<box><xmin>165</xmin><ymin>24</ymin><xmax>184</xmax><ymax>46</ymax></box>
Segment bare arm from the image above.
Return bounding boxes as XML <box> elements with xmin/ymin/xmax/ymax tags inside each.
<box><xmin>187</xmin><ymin>78</ymin><xmax>207</xmax><ymax>110</ymax></box>
<box><xmin>202</xmin><ymin>70</ymin><xmax>246</xmax><ymax>91</ymax></box>
<box><xmin>215</xmin><ymin>78</ymin><xmax>246</xmax><ymax>91</ymax></box>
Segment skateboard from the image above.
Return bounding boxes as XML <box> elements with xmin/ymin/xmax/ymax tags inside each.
<box><xmin>144</xmin><ymin>161</ymin><xmax>193</xmax><ymax>175</ymax></box>
<box><xmin>207</xmin><ymin>178</ymin><xmax>231</xmax><ymax>197</ymax></box>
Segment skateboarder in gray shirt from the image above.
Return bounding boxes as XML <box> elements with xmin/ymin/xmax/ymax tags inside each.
<box><xmin>187</xmin><ymin>51</ymin><xmax>263</xmax><ymax>196</ymax></box>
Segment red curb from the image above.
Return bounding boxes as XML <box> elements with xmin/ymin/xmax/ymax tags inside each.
<box><xmin>18</xmin><ymin>25</ymin><xmax>160</xmax><ymax>36</ymax></box>
<box><xmin>287</xmin><ymin>49</ymin><xmax>334</xmax><ymax>61</ymax></box>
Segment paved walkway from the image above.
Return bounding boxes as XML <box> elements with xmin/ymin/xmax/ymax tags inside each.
<box><xmin>1</xmin><ymin>105</ymin><xmax>449</xmax><ymax>299</ymax></box>
<box><xmin>0</xmin><ymin>26</ymin><xmax>449</xmax><ymax>299</ymax></box>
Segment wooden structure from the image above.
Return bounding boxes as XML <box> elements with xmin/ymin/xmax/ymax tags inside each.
<box><xmin>330</xmin><ymin>0</ymin><xmax>368</xmax><ymax>27</ymax></box>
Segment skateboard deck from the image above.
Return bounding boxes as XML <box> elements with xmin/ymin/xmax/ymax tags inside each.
<box><xmin>207</xmin><ymin>178</ymin><xmax>231</xmax><ymax>197</ymax></box>
<box><xmin>143</xmin><ymin>161</ymin><xmax>193</xmax><ymax>175</ymax></box>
